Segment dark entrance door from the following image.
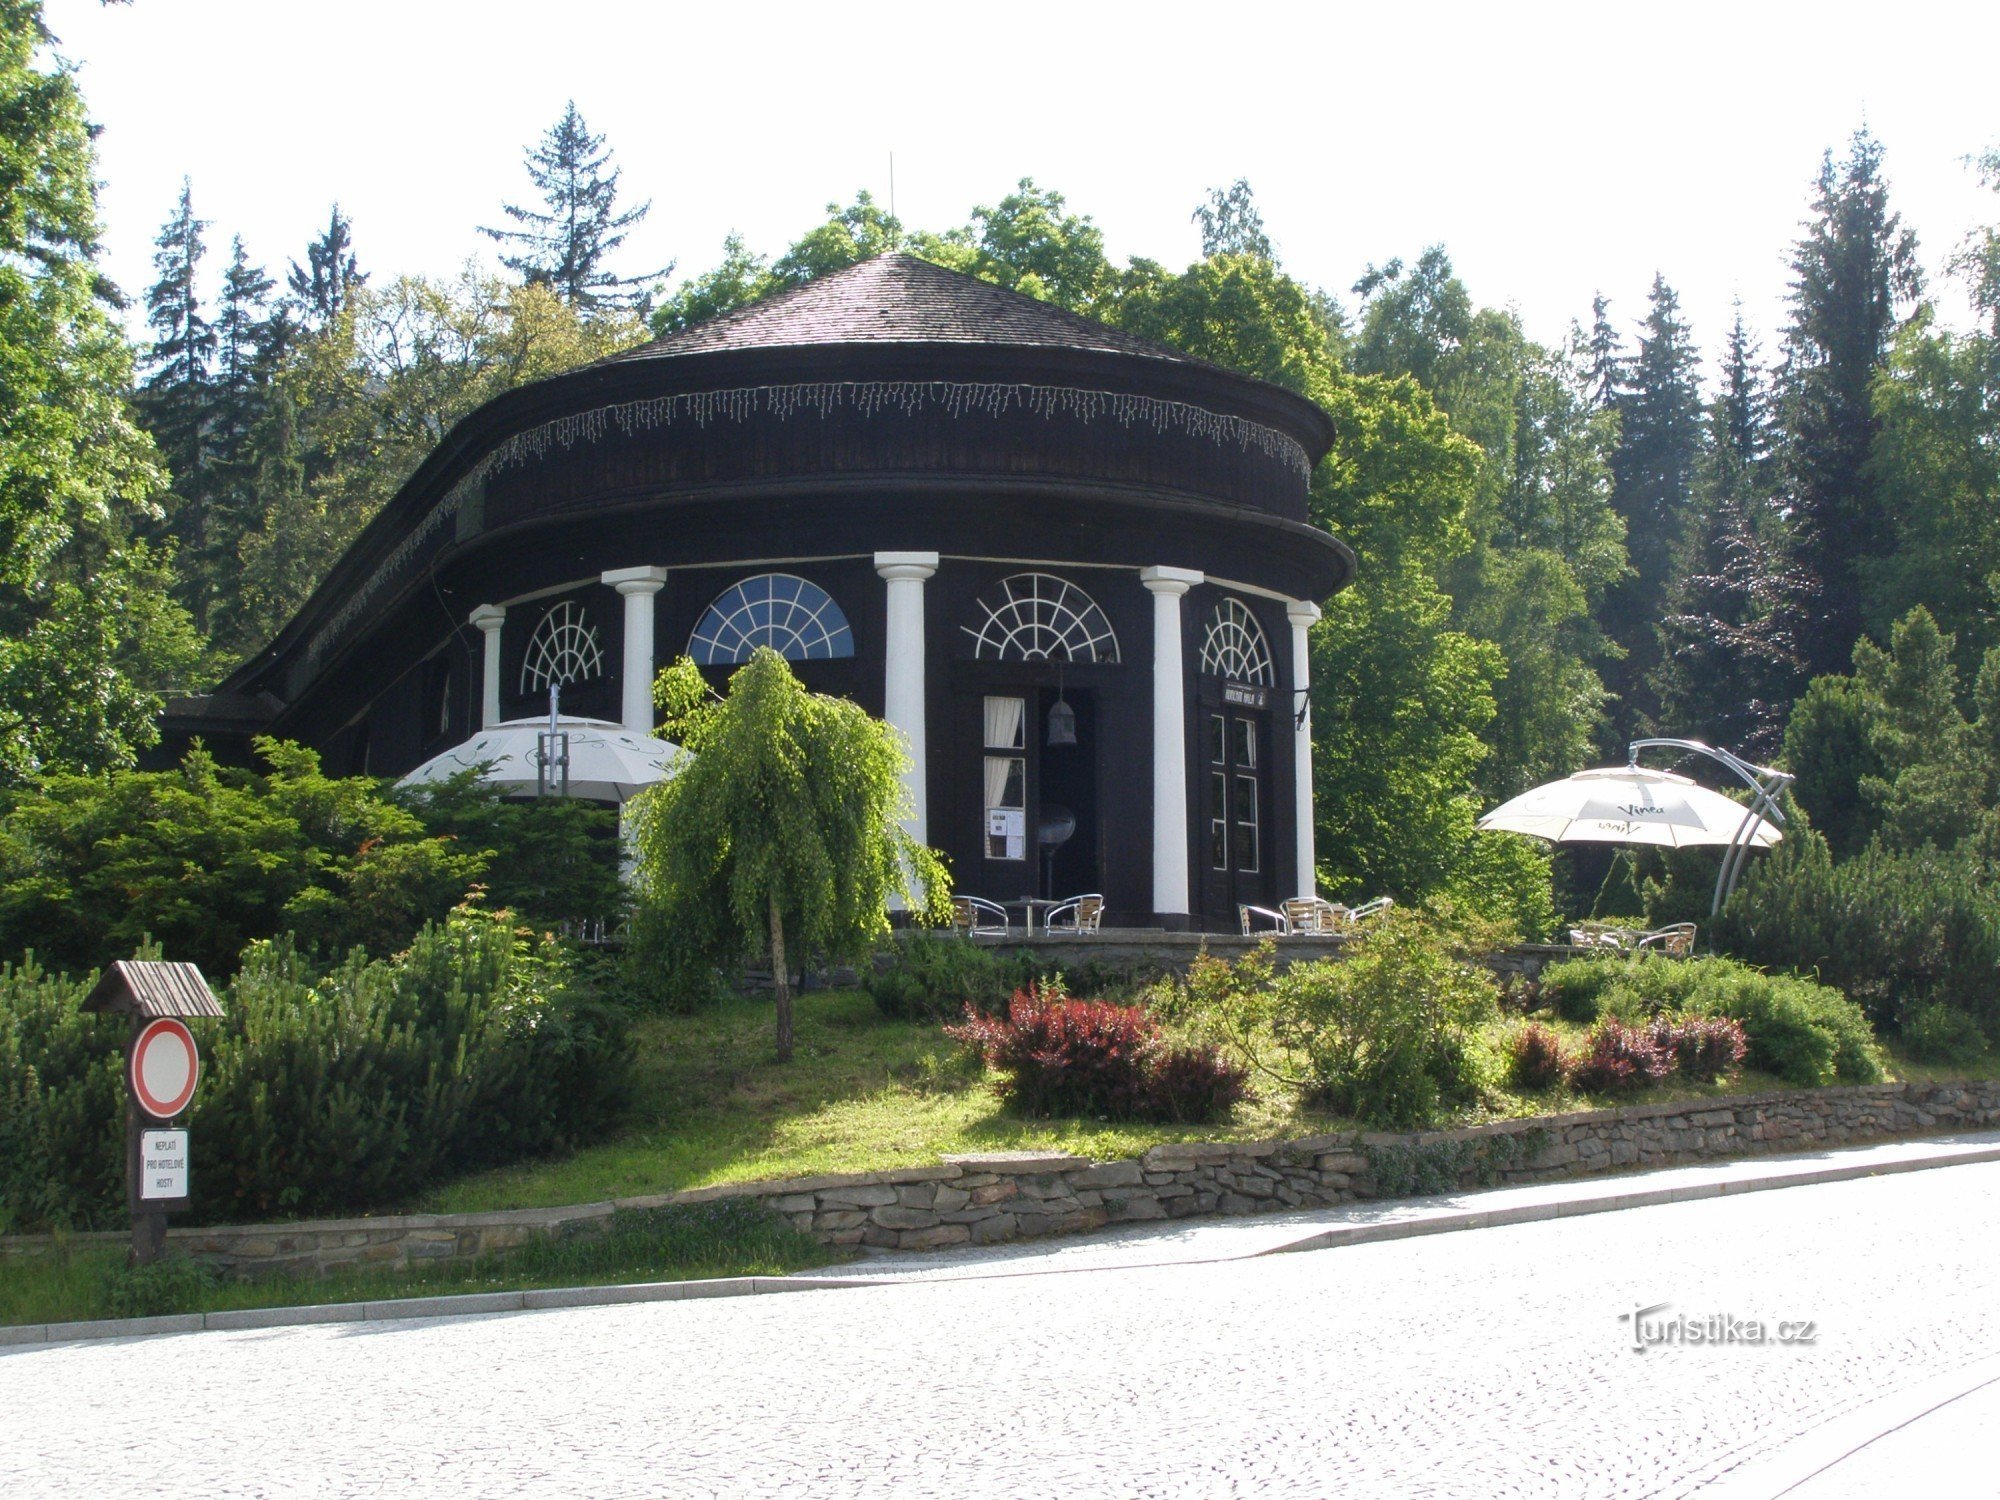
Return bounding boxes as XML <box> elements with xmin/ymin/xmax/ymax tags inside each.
<box><xmin>1197</xmin><ymin>695</ymin><xmax>1273</xmax><ymax>929</ymax></box>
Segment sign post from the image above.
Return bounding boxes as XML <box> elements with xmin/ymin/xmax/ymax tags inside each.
<box><xmin>82</xmin><ymin>961</ymin><xmax>223</xmax><ymax>1266</ymax></box>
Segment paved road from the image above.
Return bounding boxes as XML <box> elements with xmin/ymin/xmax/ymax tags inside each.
<box><xmin>5</xmin><ymin>1162</ymin><xmax>1998</xmax><ymax>1498</ymax></box>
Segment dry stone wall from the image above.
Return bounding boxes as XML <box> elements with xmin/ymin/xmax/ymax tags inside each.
<box><xmin>8</xmin><ymin>1081</ymin><xmax>1997</xmax><ymax>1278</ymax></box>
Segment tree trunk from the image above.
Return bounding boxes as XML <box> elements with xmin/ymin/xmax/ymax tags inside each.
<box><xmin>769</xmin><ymin>889</ymin><xmax>793</xmax><ymax>1063</ymax></box>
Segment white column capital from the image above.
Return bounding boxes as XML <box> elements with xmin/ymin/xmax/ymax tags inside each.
<box><xmin>469</xmin><ymin>603</ymin><xmax>506</xmax><ymax>633</ymax></box>
<box><xmin>875</xmin><ymin>550</ymin><xmax>940</xmax><ymax>582</ymax></box>
<box><xmin>603</xmin><ymin>565</ymin><xmax>668</xmax><ymax>596</ymax></box>
<box><xmin>1286</xmin><ymin>599</ymin><xmax>1323</xmax><ymax>628</ymax></box>
<box><xmin>1140</xmin><ymin>565</ymin><xmax>1204</xmax><ymax>597</ymax></box>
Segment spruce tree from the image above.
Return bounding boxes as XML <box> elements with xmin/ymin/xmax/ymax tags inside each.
<box><xmin>288</xmin><ymin>202</ymin><xmax>365</xmax><ymax>329</ymax></box>
<box><xmin>1603</xmin><ymin>273</ymin><xmax>1703</xmax><ymax>738</ymax></box>
<box><xmin>1654</xmin><ymin>311</ymin><xmax>1807</xmax><ymax>755</ymax></box>
<box><xmin>481</xmin><ymin>101</ymin><xmax>666</xmax><ymax>310</ymax></box>
<box><xmin>1584</xmin><ymin>293</ymin><xmax>1623</xmax><ymax>410</ymax></box>
<box><xmin>1777</xmin><ymin>128</ymin><xmax>1922</xmax><ymax>680</ymax></box>
<box><xmin>137</xmin><ymin>179</ymin><xmax>215</xmax><ymax>589</ymax></box>
<box><xmin>202</xmin><ymin>236</ymin><xmax>275</xmax><ymax>634</ymax></box>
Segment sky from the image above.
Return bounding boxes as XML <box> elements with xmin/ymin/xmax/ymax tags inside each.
<box><xmin>40</xmin><ymin>0</ymin><xmax>2000</xmax><ymax>378</ymax></box>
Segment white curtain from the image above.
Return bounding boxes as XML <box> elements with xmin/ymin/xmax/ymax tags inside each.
<box><xmin>985</xmin><ymin>755</ymin><xmax>1018</xmax><ymax>811</ymax></box>
<box><xmin>984</xmin><ymin>695</ymin><xmax>1024</xmax><ymax>750</ymax></box>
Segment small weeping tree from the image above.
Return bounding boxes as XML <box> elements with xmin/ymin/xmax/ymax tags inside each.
<box><xmin>627</xmin><ymin>649</ymin><xmax>951</xmax><ymax>1059</ymax></box>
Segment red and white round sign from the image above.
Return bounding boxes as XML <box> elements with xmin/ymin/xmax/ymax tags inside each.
<box><xmin>131</xmin><ymin>1018</ymin><xmax>200</xmax><ymax>1120</ymax></box>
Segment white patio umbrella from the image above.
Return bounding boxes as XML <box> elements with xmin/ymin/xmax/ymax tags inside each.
<box><xmin>397</xmin><ymin>717</ymin><xmax>687</xmax><ymax>805</ymax></box>
<box><xmin>1477</xmin><ymin>766</ymin><xmax>1781</xmax><ymax>850</ymax></box>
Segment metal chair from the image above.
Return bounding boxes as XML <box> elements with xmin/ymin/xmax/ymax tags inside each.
<box><xmin>1239</xmin><ymin>903</ymin><xmax>1292</xmax><ymax>936</ymax></box>
<box><xmin>1636</xmin><ymin>921</ymin><xmax>1697</xmax><ymax>957</ymax></box>
<box><xmin>952</xmin><ymin>895</ymin><xmax>1011</xmax><ymax>936</ymax></box>
<box><xmin>1044</xmin><ymin>894</ymin><xmax>1104</xmax><ymax>933</ymax></box>
<box><xmin>1282</xmin><ymin>897</ymin><xmax>1345</xmax><ymax>935</ymax></box>
<box><xmin>1344</xmin><ymin>896</ymin><xmax>1395</xmax><ymax>929</ymax></box>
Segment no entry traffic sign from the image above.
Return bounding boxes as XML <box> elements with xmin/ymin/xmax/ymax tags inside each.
<box><xmin>130</xmin><ymin>1016</ymin><xmax>200</xmax><ymax>1120</ymax></box>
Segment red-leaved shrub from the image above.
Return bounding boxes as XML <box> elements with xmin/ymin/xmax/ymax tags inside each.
<box><xmin>1572</xmin><ymin>1018</ymin><xmax>1674</xmax><ymax>1095</ymax></box>
<box><xmin>1649</xmin><ymin>1015</ymin><xmax>1749</xmax><ymax>1083</ymax></box>
<box><xmin>1507</xmin><ymin>1022</ymin><xmax>1571</xmax><ymax>1092</ymax></box>
<box><xmin>946</xmin><ymin>983</ymin><xmax>1247</xmax><ymax>1123</ymax></box>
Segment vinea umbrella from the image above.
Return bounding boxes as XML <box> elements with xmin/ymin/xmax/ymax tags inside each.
<box><xmin>1478</xmin><ymin>740</ymin><xmax>1793</xmax><ymax>916</ymax></box>
<box><xmin>1476</xmin><ymin>767</ymin><xmax>1781</xmax><ymax>850</ymax></box>
<box><xmin>397</xmin><ymin>717</ymin><xmax>687</xmax><ymax>805</ymax></box>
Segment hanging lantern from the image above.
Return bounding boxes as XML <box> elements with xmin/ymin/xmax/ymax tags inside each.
<box><xmin>1047</xmin><ymin>666</ymin><xmax>1077</xmax><ymax>747</ymax></box>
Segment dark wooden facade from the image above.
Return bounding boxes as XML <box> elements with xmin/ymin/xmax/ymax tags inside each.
<box><xmin>166</xmin><ymin>256</ymin><xmax>1353</xmax><ymax>929</ymax></box>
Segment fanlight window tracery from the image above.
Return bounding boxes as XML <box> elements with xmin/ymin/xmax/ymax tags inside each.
<box><xmin>963</xmin><ymin>573</ymin><xmax>1120</xmax><ymax>663</ymax></box>
<box><xmin>1199</xmin><ymin>597</ymin><xmax>1275</xmax><ymax>686</ymax></box>
<box><xmin>520</xmin><ymin>600</ymin><xmax>605</xmax><ymax>695</ymax></box>
<box><xmin>689</xmin><ymin>573</ymin><xmax>855</xmax><ymax>665</ymax></box>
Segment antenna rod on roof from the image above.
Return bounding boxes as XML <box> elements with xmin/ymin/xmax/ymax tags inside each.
<box><xmin>889</xmin><ymin>151</ymin><xmax>896</xmax><ymax>223</ymax></box>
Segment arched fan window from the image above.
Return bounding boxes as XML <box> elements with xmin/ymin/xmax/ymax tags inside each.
<box><xmin>520</xmin><ymin>600</ymin><xmax>605</xmax><ymax>695</ymax></box>
<box><xmin>1199</xmin><ymin>597</ymin><xmax>1275</xmax><ymax>685</ymax></box>
<box><xmin>962</xmin><ymin>573</ymin><xmax>1120</xmax><ymax>663</ymax></box>
<box><xmin>689</xmin><ymin>573</ymin><xmax>855</xmax><ymax>664</ymax></box>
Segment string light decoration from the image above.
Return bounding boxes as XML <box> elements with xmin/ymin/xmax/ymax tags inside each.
<box><xmin>304</xmin><ymin>380</ymin><xmax>1308</xmax><ymax>667</ymax></box>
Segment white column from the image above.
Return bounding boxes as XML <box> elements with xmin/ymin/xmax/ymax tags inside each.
<box><xmin>603</xmin><ymin>566</ymin><xmax>669</xmax><ymax>734</ymax></box>
<box><xmin>1140</xmin><ymin>566</ymin><xmax>1202</xmax><ymax>923</ymax></box>
<box><xmin>1287</xmin><ymin>599</ymin><xmax>1322</xmax><ymax>899</ymax></box>
<box><xmin>470</xmin><ymin>604</ymin><xmax>506</xmax><ymax>728</ymax></box>
<box><xmin>875</xmin><ymin>551</ymin><xmax>939</xmax><ymax>846</ymax></box>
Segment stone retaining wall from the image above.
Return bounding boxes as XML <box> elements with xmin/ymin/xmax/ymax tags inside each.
<box><xmin>9</xmin><ymin>1081</ymin><xmax>1997</xmax><ymax>1277</ymax></box>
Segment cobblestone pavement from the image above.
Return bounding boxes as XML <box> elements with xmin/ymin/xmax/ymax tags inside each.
<box><xmin>6</xmin><ymin>1162</ymin><xmax>1998</xmax><ymax>1498</ymax></box>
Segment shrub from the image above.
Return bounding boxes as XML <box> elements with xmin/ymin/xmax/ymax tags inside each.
<box><xmin>1506</xmin><ymin>1023</ymin><xmax>1570</xmax><ymax>1092</ymax></box>
<box><xmin>0</xmin><ymin>741</ymin><xmax>493</xmax><ymax>976</ymax></box>
<box><xmin>1700</xmin><ymin>969</ymin><xmax>1882</xmax><ymax>1087</ymax></box>
<box><xmin>1539</xmin><ymin>958</ymin><xmax>1622</xmax><ymax>1023</ymax></box>
<box><xmin>1571</xmin><ymin>1019</ymin><xmax>1673</xmax><ymax>1095</ymax></box>
<box><xmin>1652</xmin><ymin>1015</ymin><xmax>1748</xmax><ymax>1083</ymax></box>
<box><xmin>1902</xmin><ymin>1002</ymin><xmax>1989</xmax><ymax>1066</ymax></box>
<box><xmin>0</xmin><ymin>904</ymin><xmax>634</xmax><ymax>1232</ymax></box>
<box><xmin>947</xmin><ymin>983</ymin><xmax>1246</xmax><ymax>1124</ymax></box>
<box><xmin>1716</xmin><ymin>830</ymin><xmax>2000</xmax><ymax>1034</ymax></box>
<box><xmin>1265</xmin><ymin>908</ymin><xmax>1501</xmax><ymax>1128</ymax></box>
<box><xmin>864</xmin><ymin>933</ymin><xmax>1040</xmax><ymax>1021</ymax></box>
<box><xmin>1529</xmin><ymin>953</ymin><xmax>1881</xmax><ymax>1090</ymax></box>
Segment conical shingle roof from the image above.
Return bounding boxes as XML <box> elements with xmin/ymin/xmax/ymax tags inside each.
<box><xmin>602</xmin><ymin>253</ymin><xmax>1196</xmax><ymax>367</ymax></box>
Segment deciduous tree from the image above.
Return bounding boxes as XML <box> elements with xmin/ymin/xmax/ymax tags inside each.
<box><xmin>629</xmin><ymin>651</ymin><xmax>948</xmax><ymax>1060</ymax></box>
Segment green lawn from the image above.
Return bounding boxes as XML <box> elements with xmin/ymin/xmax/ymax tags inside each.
<box><xmin>422</xmin><ymin>988</ymin><xmax>1315</xmax><ymax>1214</ymax></box>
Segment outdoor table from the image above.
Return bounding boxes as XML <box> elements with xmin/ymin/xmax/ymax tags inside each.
<box><xmin>1009</xmin><ymin>897</ymin><xmax>1060</xmax><ymax>934</ymax></box>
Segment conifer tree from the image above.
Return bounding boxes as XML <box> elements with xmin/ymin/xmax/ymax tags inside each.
<box><xmin>1584</xmin><ymin>293</ymin><xmax>1623</xmax><ymax>409</ymax></box>
<box><xmin>1602</xmin><ymin>273</ymin><xmax>1703</xmax><ymax>738</ymax></box>
<box><xmin>138</xmin><ymin>179</ymin><xmax>213</xmax><ymax>510</ymax></box>
<box><xmin>1777</xmin><ymin>128</ymin><xmax>1922</xmax><ymax>680</ymax></box>
<box><xmin>1655</xmin><ymin>311</ymin><xmax>1807</xmax><ymax>755</ymax></box>
<box><xmin>287</xmin><ymin>202</ymin><xmax>365</xmax><ymax>329</ymax></box>
<box><xmin>481</xmin><ymin>101</ymin><xmax>666</xmax><ymax>310</ymax></box>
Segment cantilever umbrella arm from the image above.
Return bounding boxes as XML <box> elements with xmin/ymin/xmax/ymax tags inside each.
<box><xmin>1627</xmin><ymin>738</ymin><xmax>1795</xmax><ymax>917</ymax></box>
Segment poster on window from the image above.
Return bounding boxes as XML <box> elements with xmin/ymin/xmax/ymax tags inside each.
<box><xmin>987</xmin><ymin>807</ymin><xmax>1026</xmax><ymax>861</ymax></box>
